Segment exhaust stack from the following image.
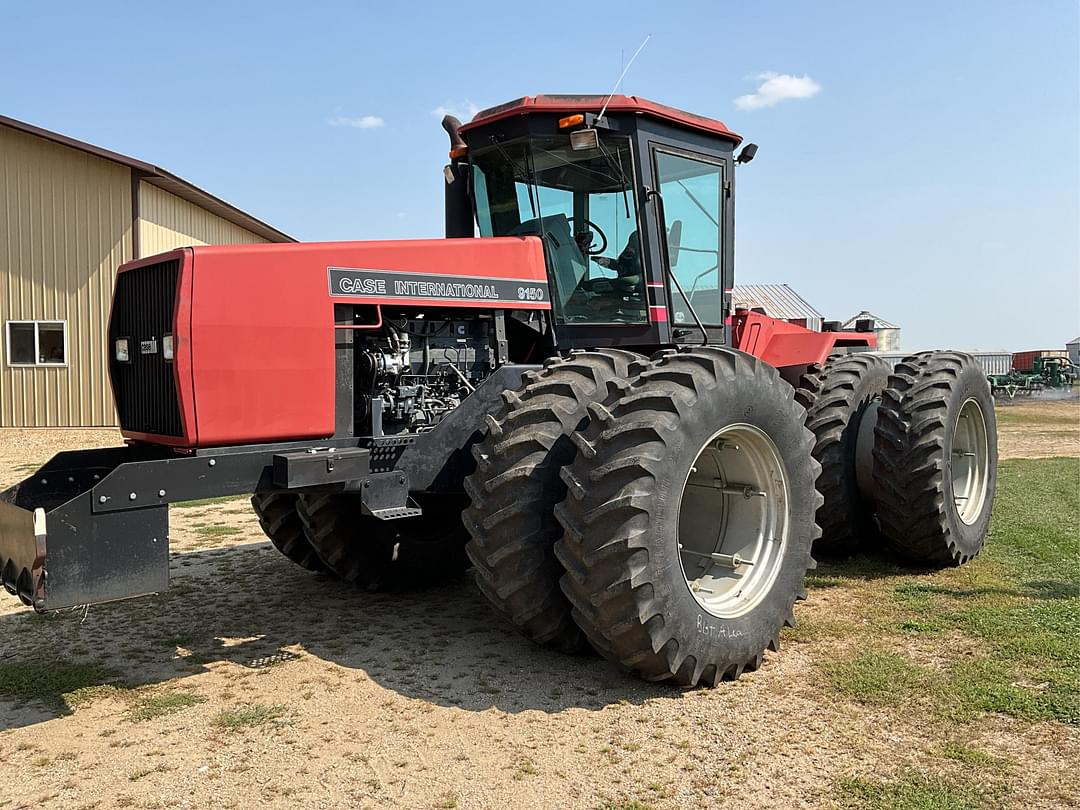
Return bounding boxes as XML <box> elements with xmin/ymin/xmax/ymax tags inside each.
<box><xmin>441</xmin><ymin>115</ymin><xmax>473</xmax><ymax>239</ymax></box>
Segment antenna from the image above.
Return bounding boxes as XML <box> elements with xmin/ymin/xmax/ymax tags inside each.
<box><xmin>597</xmin><ymin>34</ymin><xmax>651</xmax><ymax>123</ymax></box>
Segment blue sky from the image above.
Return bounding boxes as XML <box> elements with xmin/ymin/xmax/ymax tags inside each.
<box><xmin>2</xmin><ymin>1</ymin><xmax>1077</xmax><ymax>350</ymax></box>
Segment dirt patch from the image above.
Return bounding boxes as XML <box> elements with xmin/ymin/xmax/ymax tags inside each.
<box><xmin>995</xmin><ymin>398</ymin><xmax>1080</xmax><ymax>459</ymax></box>
<box><xmin>3</xmin><ymin>544</ymin><xmax>1075</xmax><ymax>810</ymax></box>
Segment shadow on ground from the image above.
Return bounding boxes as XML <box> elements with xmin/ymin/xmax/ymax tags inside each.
<box><xmin>4</xmin><ymin>540</ymin><xmax>1075</xmax><ymax>733</ymax></box>
<box><xmin>0</xmin><ymin>542</ymin><xmax>679</xmax><ymax>730</ymax></box>
<box><xmin>812</xmin><ymin>554</ymin><xmax>1077</xmax><ymax>600</ymax></box>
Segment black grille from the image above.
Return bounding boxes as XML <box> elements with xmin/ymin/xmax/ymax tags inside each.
<box><xmin>109</xmin><ymin>259</ymin><xmax>184</xmax><ymax>437</ymax></box>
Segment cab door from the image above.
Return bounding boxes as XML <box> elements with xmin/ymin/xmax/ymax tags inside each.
<box><xmin>649</xmin><ymin>146</ymin><xmax>730</xmax><ymax>341</ymax></box>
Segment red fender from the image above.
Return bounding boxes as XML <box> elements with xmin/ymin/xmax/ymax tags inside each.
<box><xmin>730</xmin><ymin>310</ymin><xmax>875</xmax><ymax>370</ymax></box>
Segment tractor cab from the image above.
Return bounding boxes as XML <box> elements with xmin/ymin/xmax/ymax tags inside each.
<box><xmin>449</xmin><ymin>95</ymin><xmax>747</xmax><ymax>349</ymax></box>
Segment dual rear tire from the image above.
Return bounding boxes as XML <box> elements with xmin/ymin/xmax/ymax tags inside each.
<box><xmin>296</xmin><ymin>492</ymin><xmax>469</xmax><ymax>589</ymax></box>
<box><xmin>797</xmin><ymin>350</ymin><xmax>997</xmax><ymax>565</ymax></box>
<box><xmin>796</xmin><ymin>354</ymin><xmax>890</xmax><ymax>556</ymax></box>
<box><xmin>873</xmin><ymin>351</ymin><xmax>997</xmax><ymax>565</ymax></box>
<box><xmin>251</xmin><ymin>492</ymin><xmax>327</xmax><ymax>573</ymax></box>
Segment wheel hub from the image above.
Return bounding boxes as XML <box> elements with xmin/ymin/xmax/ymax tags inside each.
<box><xmin>677</xmin><ymin>424</ymin><xmax>790</xmax><ymax>619</ymax></box>
<box><xmin>951</xmin><ymin>398</ymin><xmax>990</xmax><ymax>525</ymax></box>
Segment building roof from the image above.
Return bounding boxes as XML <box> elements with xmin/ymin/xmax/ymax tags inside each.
<box><xmin>461</xmin><ymin>94</ymin><xmax>742</xmax><ymax>143</ymax></box>
<box><xmin>0</xmin><ymin>114</ymin><xmax>294</xmax><ymax>243</ymax></box>
<box><xmin>732</xmin><ymin>284</ymin><xmax>823</xmax><ymax>321</ymax></box>
<box><xmin>842</xmin><ymin>310</ymin><xmax>898</xmax><ymax>330</ymax></box>
<box><xmin>1067</xmin><ymin>337</ymin><xmax>1080</xmax><ymax>346</ymax></box>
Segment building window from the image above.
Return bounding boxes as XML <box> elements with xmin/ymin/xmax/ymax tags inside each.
<box><xmin>5</xmin><ymin>321</ymin><xmax>68</xmax><ymax>366</ymax></box>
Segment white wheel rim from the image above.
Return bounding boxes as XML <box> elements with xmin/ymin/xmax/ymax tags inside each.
<box><xmin>952</xmin><ymin>398</ymin><xmax>990</xmax><ymax>525</ymax></box>
<box><xmin>676</xmin><ymin>424</ymin><xmax>790</xmax><ymax>619</ymax></box>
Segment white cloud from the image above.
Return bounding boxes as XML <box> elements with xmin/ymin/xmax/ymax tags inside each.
<box><xmin>328</xmin><ymin>115</ymin><xmax>385</xmax><ymax>129</ymax></box>
<box><xmin>432</xmin><ymin>100</ymin><xmax>481</xmax><ymax>121</ymax></box>
<box><xmin>734</xmin><ymin>72</ymin><xmax>821</xmax><ymax>111</ymax></box>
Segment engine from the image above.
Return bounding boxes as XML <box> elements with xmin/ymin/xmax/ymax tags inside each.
<box><xmin>355</xmin><ymin>314</ymin><xmax>497</xmax><ymax>434</ymax></box>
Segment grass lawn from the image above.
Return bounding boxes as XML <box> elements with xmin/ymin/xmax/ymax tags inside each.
<box><xmin>805</xmin><ymin>457</ymin><xmax>1079</xmax><ymax>808</ymax></box>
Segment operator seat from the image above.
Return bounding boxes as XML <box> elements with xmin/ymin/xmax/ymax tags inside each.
<box><xmin>511</xmin><ymin>214</ymin><xmax>588</xmax><ymax>307</ymax></box>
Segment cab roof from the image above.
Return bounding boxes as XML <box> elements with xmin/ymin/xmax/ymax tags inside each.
<box><xmin>460</xmin><ymin>94</ymin><xmax>742</xmax><ymax>145</ymax></box>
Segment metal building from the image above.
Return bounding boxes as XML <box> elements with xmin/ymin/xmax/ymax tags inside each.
<box><xmin>1067</xmin><ymin>337</ymin><xmax>1079</xmax><ymax>366</ymax></box>
<box><xmin>732</xmin><ymin>284</ymin><xmax>824</xmax><ymax>332</ymax></box>
<box><xmin>1</xmin><ymin>115</ymin><xmax>293</xmax><ymax>428</ymax></box>
<box><xmin>843</xmin><ymin>310</ymin><xmax>901</xmax><ymax>351</ymax></box>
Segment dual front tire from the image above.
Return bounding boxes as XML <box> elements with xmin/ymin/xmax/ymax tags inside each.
<box><xmin>461</xmin><ymin>350</ymin><xmax>647</xmax><ymax>652</ymax></box>
<box><xmin>554</xmin><ymin>349</ymin><xmax>819</xmax><ymax>685</ymax></box>
<box><xmin>463</xmin><ymin>347</ymin><xmax>820</xmax><ymax>685</ymax></box>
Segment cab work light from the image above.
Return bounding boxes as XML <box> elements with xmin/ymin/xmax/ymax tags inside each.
<box><xmin>162</xmin><ymin>334</ymin><xmax>175</xmax><ymax>361</ymax></box>
<box><xmin>569</xmin><ymin>128</ymin><xmax>600</xmax><ymax>151</ymax></box>
<box><xmin>115</xmin><ymin>338</ymin><xmax>130</xmax><ymax>363</ymax></box>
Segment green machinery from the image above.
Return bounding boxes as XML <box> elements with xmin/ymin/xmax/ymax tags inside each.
<box><xmin>989</xmin><ymin>357</ymin><xmax>1079</xmax><ymax>398</ymax></box>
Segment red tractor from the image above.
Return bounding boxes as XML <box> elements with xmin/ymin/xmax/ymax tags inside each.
<box><xmin>0</xmin><ymin>95</ymin><xmax>997</xmax><ymax>685</ymax></box>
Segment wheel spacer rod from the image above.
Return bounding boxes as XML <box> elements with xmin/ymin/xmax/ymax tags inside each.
<box><xmin>718</xmin><ymin>482</ymin><xmax>766</xmax><ymax>498</ymax></box>
<box><xmin>685</xmin><ymin>480</ymin><xmax>766</xmax><ymax>498</ymax></box>
<box><xmin>679</xmin><ymin>546</ymin><xmax>754</xmax><ymax>568</ymax></box>
<box><xmin>952</xmin><ymin>450</ymin><xmax>976</xmax><ymax>457</ymax></box>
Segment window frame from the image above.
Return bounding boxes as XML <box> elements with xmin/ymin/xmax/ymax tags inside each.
<box><xmin>650</xmin><ymin>144</ymin><xmax>728</xmax><ymax>327</ymax></box>
<box><xmin>5</xmin><ymin>320</ymin><xmax>69</xmax><ymax>368</ymax></box>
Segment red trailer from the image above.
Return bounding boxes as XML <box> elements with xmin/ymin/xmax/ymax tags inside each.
<box><xmin>1013</xmin><ymin>350</ymin><xmax>1068</xmax><ymax>372</ymax></box>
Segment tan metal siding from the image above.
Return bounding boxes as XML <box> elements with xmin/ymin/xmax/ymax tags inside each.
<box><xmin>0</xmin><ymin>125</ymin><xmax>131</xmax><ymax>427</ymax></box>
<box><xmin>139</xmin><ymin>182</ymin><xmax>269</xmax><ymax>254</ymax></box>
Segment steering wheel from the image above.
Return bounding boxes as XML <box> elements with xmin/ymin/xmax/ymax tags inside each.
<box><xmin>567</xmin><ymin>217</ymin><xmax>608</xmax><ymax>256</ymax></box>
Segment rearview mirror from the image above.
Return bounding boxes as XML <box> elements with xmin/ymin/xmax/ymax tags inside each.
<box><xmin>667</xmin><ymin>219</ymin><xmax>683</xmax><ymax>267</ymax></box>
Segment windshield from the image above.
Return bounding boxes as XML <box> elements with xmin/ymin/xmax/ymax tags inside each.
<box><xmin>472</xmin><ymin>136</ymin><xmax>647</xmax><ymax>324</ymax></box>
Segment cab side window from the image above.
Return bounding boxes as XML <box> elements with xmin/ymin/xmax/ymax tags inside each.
<box><xmin>654</xmin><ymin>151</ymin><xmax>724</xmax><ymax>325</ymax></box>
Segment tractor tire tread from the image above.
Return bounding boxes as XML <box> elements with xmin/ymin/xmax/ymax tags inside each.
<box><xmin>297</xmin><ymin>492</ymin><xmax>469</xmax><ymax>589</ymax></box>
<box><xmin>555</xmin><ymin>347</ymin><xmax>820</xmax><ymax>686</ymax></box>
<box><xmin>794</xmin><ymin>353</ymin><xmax>890</xmax><ymax>556</ymax></box>
<box><xmin>462</xmin><ymin>349</ymin><xmax>645</xmax><ymax>653</ymax></box>
<box><xmin>251</xmin><ymin>492</ymin><xmax>328</xmax><ymax>573</ymax></box>
<box><xmin>872</xmin><ymin>351</ymin><xmax>996</xmax><ymax>565</ymax></box>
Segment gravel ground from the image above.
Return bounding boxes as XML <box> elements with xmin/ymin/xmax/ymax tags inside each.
<box><xmin>0</xmin><ymin>399</ymin><xmax>1076</xmax><ymax>809</ymax></box>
